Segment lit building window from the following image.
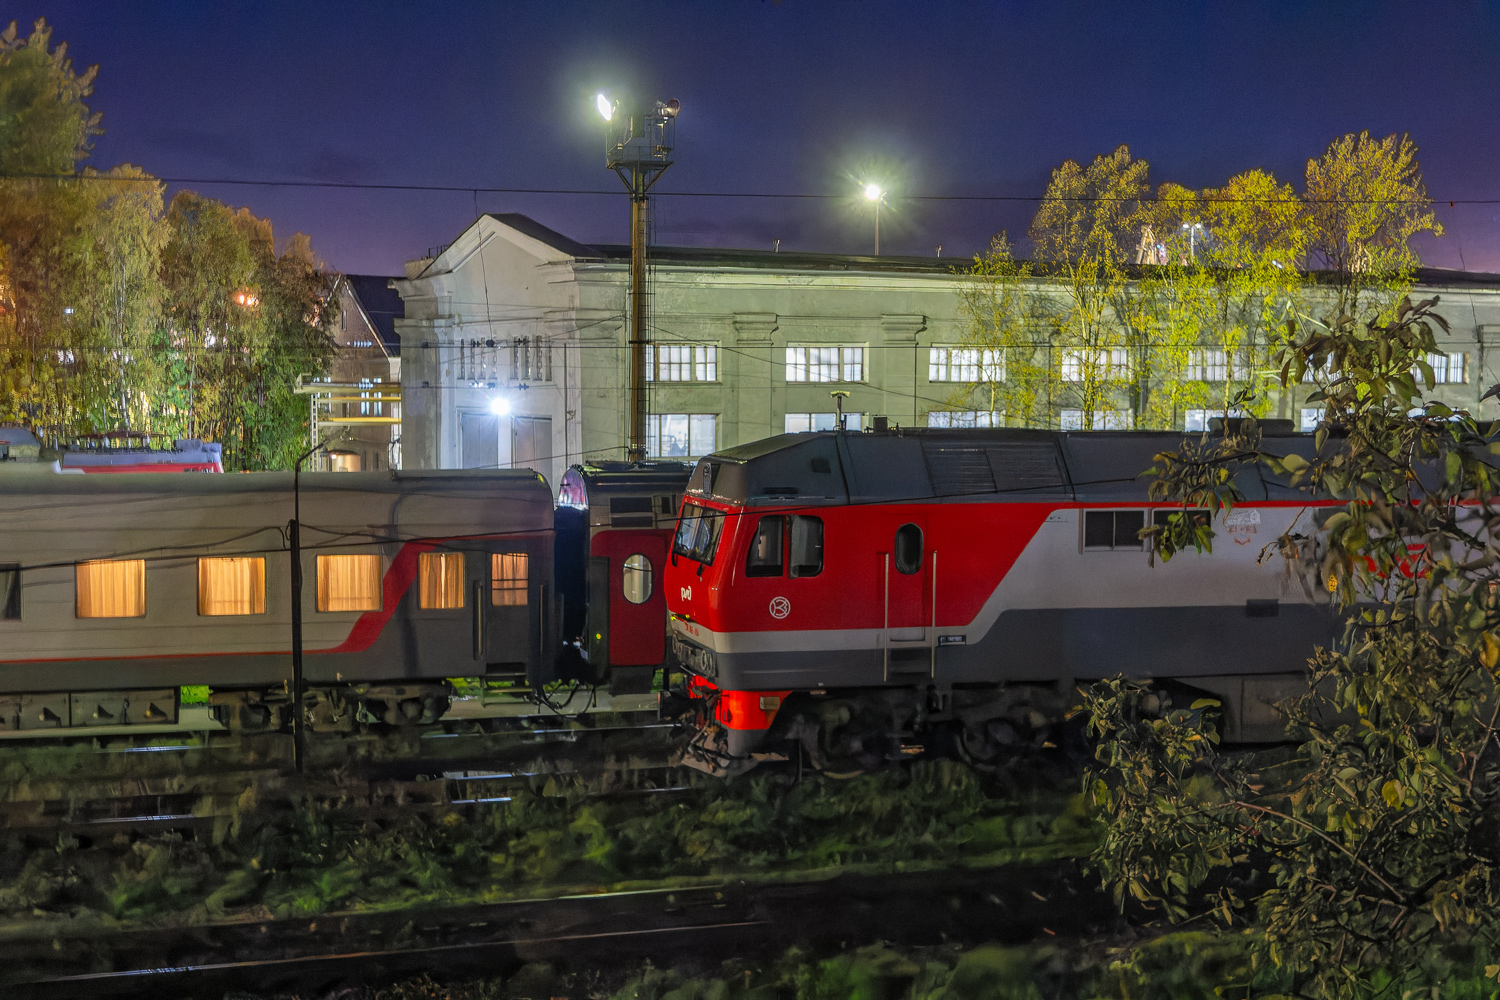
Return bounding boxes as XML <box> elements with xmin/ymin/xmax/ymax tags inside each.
<box><xmin>927</xmin><ymin>410</ymin><xmax>1002</xmax><ymax>428</ymax></box>
<box><xmin>929</xmin><ymin>346</ymin><xmax>1003</xmax><ymax>383</ymax></box>
<box><xmin>1184</xmin><ymin>408</ymin><xmax>1249</xmax><ymax>432</ymax></box>
<box><xmin>1300</xmin><ymin>408</ymin><xmax>1322</xmax><ymax>432</ymax></box>
<box><xmin>316</xmin><ymin>554</ymin><xmax>382</xmax><ymax>612</ymax></box>
<box><xmin>1060</xmin><ymin>409</ymin><xmax>1131</xmax><ymax>430</ymax></box>
<box><xmin>785</xmin><ymin>412</ymin><xmax>862</xmax><ymax>433</ymax></box>
<box><xmin>76</xmin><ymin>559</ymin><xmax>146</xmax><ymax>618</ymax></box>
<box><xmin>1186</xmin><ymin>348</ymin><xmax>1252</xmax><ymax>382</ymax></box>
<box><xmin>419</xmin><ymin>552</ymin><xmax>465</xmax><ymax>610</ymax></box>
<box><xmin>785</xmin><ymin>345</ymin><xmax>865</xmax><ymax>383</ymax></box>
<box><xmin>647</xmin><ymin>344</ymin><xmax>718</xmax><ymax>382</ymax></box>
<box><xmin>647</xmin><ymin>413</ymin><xmax>717</xmax><ymax>457</ymax></box>
<box><xmin>491</xmin><ymin>553</ymin><xmax>529</xmax><ymax>607</ymax></box>
<box><xmin>1061</xmin><ymin>349</ymin><xmax>1130</xmax><ymax>383</ymax></box>
<box><xmin>1419</xmin><ymin>351</ymin><xmax>1467</xmax><ymax>384</ymax></box>
<box><xmin>198</xmin><ymin>557</ymin><xmax>266</xmax><ymax>616</ymax></box>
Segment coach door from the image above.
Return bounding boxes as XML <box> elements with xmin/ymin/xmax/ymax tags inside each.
<box><xmin>590</xmin><ymin>529</ymin><xmax>669</xmax><ymax>668</ymax></box>
<box><xmin>881</xmin><ymin>516</ymin><xmax>935</xmax><ymax>680</ymax></box>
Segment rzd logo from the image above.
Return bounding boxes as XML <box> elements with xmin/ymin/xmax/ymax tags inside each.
<box><xmin>680</xmin><ymin>585</ymin><xmax>692</xmax><ymax>602</ymax></box>
<box><xmin>769</xmin><ymin>596</ymin><xmax>791</xmax><ymax>620</ymax></box>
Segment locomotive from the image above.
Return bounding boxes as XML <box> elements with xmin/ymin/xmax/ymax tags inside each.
<box><xmin>664</xmin><ymin>425</ymin><xmax>1338</xmax><ymax>772</ymax></box>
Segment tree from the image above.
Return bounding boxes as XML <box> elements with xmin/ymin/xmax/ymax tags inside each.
<box><xmin>1085</xmin><ymin>292</ymin><xmax>1500</xmax><ymax>998</ymax></box>
<box><xmin>952</xmin><ymin>234</ymin><xmax>1045</xmax><ymax>425</ymax></box>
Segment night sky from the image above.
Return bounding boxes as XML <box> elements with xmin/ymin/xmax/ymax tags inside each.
<box><xmin>15</xmin><ymin>1</ymin><xmax>1500</xmax><ymax>275</ymax></box>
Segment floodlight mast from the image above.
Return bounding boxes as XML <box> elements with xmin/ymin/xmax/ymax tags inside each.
<box><xmin>600</xmin><ymin>95</ymin><xmax>678</xmax><ymax>462</ymax></box>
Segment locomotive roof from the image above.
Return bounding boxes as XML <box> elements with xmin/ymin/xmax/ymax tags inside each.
<box><xmin>686</xmin><ymin>428</ymin><xmax>1324</xmax><ymax>506</ymax></box>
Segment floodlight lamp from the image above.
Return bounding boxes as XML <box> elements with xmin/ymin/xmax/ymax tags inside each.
<box><xmin>489</xmin><ymin>396</ymin><xmax>511</xmax><ymax>416</ymax></box>
<box><xmin>596</xmin><ymin>93</ymin><xmax>615</xmax><ymax>121</ymax></box>
<box><xmin>863</xmin><ymin>183</ymin><xmax>883</xmax><ymax>201</ymax></box>
<box><xmin>661</xmin><ymin>98</ymin><xmax>681</xmax><ymax>119</ymax></box>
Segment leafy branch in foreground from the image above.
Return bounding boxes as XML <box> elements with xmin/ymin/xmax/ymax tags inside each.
<box><xmin>1088</xmin><ymin>295</ymin><xmax>1500</xmax><ymax>999</ymax></box>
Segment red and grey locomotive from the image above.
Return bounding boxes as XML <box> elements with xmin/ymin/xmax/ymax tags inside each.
<box><xmin>664</xmin><ymin>426</ymin><xmax>1336</xmax><ymax>772</ymax></box>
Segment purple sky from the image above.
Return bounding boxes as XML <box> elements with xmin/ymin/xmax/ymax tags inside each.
<box><xmin>15</xmin><ymin>1</ymin><xmax>1500</xmax><ymax>275</ymax></box>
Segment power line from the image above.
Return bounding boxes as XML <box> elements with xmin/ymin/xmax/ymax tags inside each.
<box><xmin>0</xmin><ymin>170</ymin><xmax>1490</xmax><ymax>205</ymax></box>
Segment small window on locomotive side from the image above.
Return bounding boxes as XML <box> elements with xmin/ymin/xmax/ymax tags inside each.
<box><xmin>1083</xmin><ymin>511</ymin><xmax>1146</xmax><ymax>551</ymax></box>
<box><xmin>0</xmin><ymin>564</ymin><xmax>18</xmax><ymax>619</ymax></box>
<box><xmin>790</xmin><ymin>516</ymin><xmax>823</xmax><ymax>577</ymax></box>
<box><xmin>746</xmin><ymin>516</ymin><xmax>785</xmax><ymax>577</ymax></box>
<box><xmin>894</xmin><ymin>523</ymin><xmax>923</xmax><ymax>575</ymax></box>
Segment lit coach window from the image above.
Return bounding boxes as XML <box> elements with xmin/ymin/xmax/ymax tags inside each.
<box><xmin>317</xmin><ymin>554</ymin><xmax>382</xmax><ymax>612</ymax></box>
<box><xmin>419</xmin><ymin>552</ymin><xmax>465</xmax><ymax>609</ymax></box>
<box><xmin>77</xmin><ymin>559</ymin><xmax>146</xmax><ymax>618</ymax></box>
<box><xmin>491</xmin><ymin>553</ymin><xmax>529</xmax><ymax>606</ymax></box>
<box><xmin>623</xmin><ymin>553</ymin><xmax>653</xmax><ymax>603</ymax></box>
<box><xmin>198</xmin><ymin>557</ymin><xmax>266</xmax><ymax>615</ymax></box>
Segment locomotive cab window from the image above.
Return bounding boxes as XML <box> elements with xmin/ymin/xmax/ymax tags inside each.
<box><xmin>746</xmin><ymin>515</ymin><xmax>784</xmax><ymax>577</ymax></box>
<box><xmin>673</xmin><ymin>504</ymin><xmax>724</xmax><ymax>565</ymax></box>
<box><xmin>0</xmin><ymin>564</ymin><xmax>17</xmax><ymax>619</ymax></box>
<box><xmin>1084</xmin><ymin>510</ymin><xmax>1146</xmax><ymax>551</ymax></box>
<box><xmin>419</xmin><ymin>552</ymin><xmax>465</xmax><ymax>610</ymax></box>
<box><xmin>790</xmin><ymin>516</ymin><xmax>824</xmax><ymax>577</ymax></box>
<box><xmin>198</xmin><ymin>557</ymin><xmax>266</xmax><ymax>616</ymax></box>
<box><xmin>894</xmin><ymin>523</ymin><xmax>923</xmax><ymax>575</ymax></box>
<box><xmin>77</xmin><ymin>559</ymin><xmax>146</xmax><ymax>618</ymax></box>
<box><xmin>622</xmin><ymin>553</ymin><xmax>653</xmax><ymax>604</ymax></box>
<box><xmin>316</xmin><ymin>554</ymin><xmax>382</xmax><ymax>612</ymax></box>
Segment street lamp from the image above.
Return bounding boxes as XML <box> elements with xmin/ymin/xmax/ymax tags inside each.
<box><xmin>599</xmin><ymin>90</ymin><xmax>679</xmax><ymax>462</ymax></box>
<box><xmin>863</xmin><ymin>183</ymin><xmax>884</xmax><ymax>255</ymax></box>
<box><xmin>1181</xmin><ymin>221</ymin><xmax>1204</xmax><ymax>262</ymax></box>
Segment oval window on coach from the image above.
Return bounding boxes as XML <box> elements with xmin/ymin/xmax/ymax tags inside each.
<box><xmin>672</xmin><ymin>503</ymin><xmax>724</xmax><ymax>565</ymax></box>
<box><xmin>623</xmin><ymin>553</ymin><xmax>653</xmax><ymax>603</ymax></box>
<box><xmin>745</xmin><ymin>515</ymin><xmax>823</xmax><ymax>578</ymax></box>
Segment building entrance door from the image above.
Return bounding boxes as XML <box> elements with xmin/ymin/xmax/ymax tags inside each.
<box><xmin>460</xmin><ymin>412</ymin><xmax>498</xmax><ymax>469</ymax></box>
<box><xmin>511</xmin><ymin>416</ymin><xmax>552</xmax><ymax>470</ymax></box>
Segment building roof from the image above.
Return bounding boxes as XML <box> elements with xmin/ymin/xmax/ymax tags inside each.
<box><xmin>485</xmin><ymin>213</ymin><xmax>600</xmax><ymax>258</ymax></box>
<box><xmin>344</xmin><ymin>274</ymin><xmax>405</xmax><ymax>356</ymax></box>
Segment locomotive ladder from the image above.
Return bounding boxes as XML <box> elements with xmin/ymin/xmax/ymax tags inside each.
<box><xmin>882</xmin><ymin>551</ymin><xmax>938</xmax><ymax>682</ymax></box>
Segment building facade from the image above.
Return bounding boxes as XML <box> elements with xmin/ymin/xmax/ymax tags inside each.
<box><xmin>392</xmin><ymin>213</ymin><xmax>1500</xmax><ymax>487</ymax></box>
<box><xmin>310</xmin><ymin>274</ymin><xmax>403</xmax><ymax>472</ymax></box>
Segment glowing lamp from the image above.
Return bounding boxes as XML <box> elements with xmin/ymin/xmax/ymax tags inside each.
<box><xmin>863</xmin><ymin>183</ymin><xmax>882</xmax><ymax>201</ymax></box>
<box><xmin>489</xmin><ymin>396</ymin><xmax>510</xmax><ymax>416</ymax></box>
<box><xmin>596</xmin><ymin>93</ymin><xmax>614</xmax><ymax>121</ymax></box>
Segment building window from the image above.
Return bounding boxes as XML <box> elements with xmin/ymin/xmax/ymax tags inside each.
<box><xmin>1061</xmin><ymin>348</ymin><xmax>1129</xmax><ymax>382</ymax></box>
<box><xmin>929</xmin><ymin>346</ymin><xmax>1003</xmax><ymax>383</ymax></box>
<box><xmin>0</xmin><ymin>564</ymin><xmax>18</xmax><ymax>619</ymax></box>
<box><xmin>316</xmin><ymin>554</ymin><xmax>382</xmax><ymax>612</ymax></box>
<box><xmin>1300</xmin><ymin>407</ymin><xmax>1322</xmax><ymax>432</ymax></box>
<box><xmin>1420</xmin><ymin>351</ymin><xmax>1467</xmax><ymax>384</ymax></box>
<box><xmin>198</xmin><ymin>557</ymin><xmax>266</xmax><ymax>616</ymax></box>
<box><xmin>1084</xmin><ymin>510</ymin><xmax>1145</xmax><ymax>551</ymax></box>
<box><xmin>647</xmin><ymin>344</ymin><xmax>717</xmax><ymax>382</ymax></box>
<box><xmin>1184</xmin><ymin>408</ymin><xmax>1248</xmax><ymax>432</ymax></box>
<box><xmin>927</xmin><ymin>410</ymin><xmax>1002</xmax><ymax>428</ymax></box>
<box><xmin>785</xmin><ymin>412</ymin><xmax>862</xmax><ymax>433</ymax></box>
<box><xmin>622</xmin><ymin>553</ymin><xmax>653</xmax><ymax>604</ymax></box>
<box><xmin>785</xmin><ymin>345</ymin><xmax>865</xmax><ymax>383</ymax></box>
<box><xmin>1186</xmin><ymin>349</ymin><xmax>1249</xmax><ymax>382</ymax></box>
<box><xmin>419</xmin><ymin>552</ymin><xmax>465</xmax><ymax>610</ymax></box>
<box><xmin>491</xmin><ymin>553</ymin><xmax>529</xmax><ymax>606</ymax></box>
<box><xmin>76</xmin><ymin>559</ymin><xmax>146</xmax><ymax>618</ymax></box>
<box><xmin>647</xmin><ymin>413</ymin><xmax>716</xmax><ymax>458</ymax></box>
<box><xmin>1061</xmin><ymin>409</ymin><xmax>1131</xmax><ymax>430</ymax></box>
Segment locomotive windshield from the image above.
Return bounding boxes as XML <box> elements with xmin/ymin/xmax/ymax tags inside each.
<box><xmin>673</xmin><ymin>503</ymin><xmax>725</xmax><ymax>565</ymax></box>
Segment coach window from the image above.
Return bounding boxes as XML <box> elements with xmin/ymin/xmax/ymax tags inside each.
<box><xmin>419</xmin><ymin>552</ymin><xmax>465</xmax><ymax>610</ymax></box>
<box><xmin>790</xmin><ymin>516</ymin><xmax>824</xmax><ymax>577</ymax></box>
<box><xmin>894</xmin><ymin>523</ymin><xmax>923</xmax><ymax>575</ymax></box>
<box><xmin>746</xmin><ymin>516</ymin><xmax>785</xmax><ymax>577</ymax></box>
<box><xmin>623</xmin><ymin>553</ymin><xmax>653</xmax><ymax>604</ymax></box>
<box><xmin>198</xmin><ymin>557</ymin><xmax>267</xmax><ymax>615</ymax></box>
<box><xmin>316</xmin><ymin>554</ymin><xmax>382</xmax><ymax>612</ymax></box>
<box><xmin>1083</xmin><ymin>510</ymin><xmax>1146</xmax><ymax>551</ymax></box>
<box><xmin>76</xmin><ymin>559</ymin><xmax>146</xmax><ymax>618</ymax></box>
<box><xmin>491</xmin><ymin>553</ymin><xmax>529</xmax><ymax>606</ymax></box>
<box><xmin>0</xmin><ymin>564</ymin><xmax>18</xmax><ymax>619</ymax></box>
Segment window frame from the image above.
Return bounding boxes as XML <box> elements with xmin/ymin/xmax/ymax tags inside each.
<box><xmin>646</xmin><ymin>412</ymin><xmax>717</xmax><ymax>458</ymax></box>
<box><xmin>0</xmin><ymin>563</ymin><xmax>19</xmax><ymax>620</ymax></box>
<box><xmin>928</xmin><ymin>345</ymin><xmax>1004</xmax><ymax>383</ymax></box>
<box><xmin>646</xmin><ymin>343</ymin><xmax>719</xmax><ymax>383</ymax></box>
<box><xmin>784</xmin><ymin>344</ymin><xmax>866</xmax><ymax>384</ymax></box>
<box><xmin>622</xmin><ymin>553</ymin><xmax>654</xmax><ymax>604</ymax></box>
<box><xmin>315</xmin><ymin>553</ymin><xmax>383</xmax><ymax>613</ymax></box>
<box><xmin>491</xmin><ymin>552</ymin><xmax>530</xmax><ymax>607</ymax></box>
<box><xmin>672</xmin><ymin>503</ymin><xmax>725</xmax><ymax>565</ymax></box>
<box><xmin>418</xmin><ymin>551</ymin><xmax>466</xmax><ymax>610</ymax></box>
<box><xmin>75</xmin><ymin>558</ymin><xmax>147</xmax><ymax>619</ymax></box>
<box><xmin>745</xmin><ymin>515</ymin><xmax>786</xmax><ymax>578</ymax></box>
<box><xmin>1082</xmin><ymin>510</ymin><xmax>1147</xmax><ymax>552</ymax></box>
<box><xmin>197</xmin><ymin>556</ymin><xmax>268</xmax><ymax>616</ymax></box>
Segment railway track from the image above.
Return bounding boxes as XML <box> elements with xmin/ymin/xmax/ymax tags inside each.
<box><xmin>5</xmin><ymin>862</ymin><xmax>1115</xmax><ymax>998</ymax></box>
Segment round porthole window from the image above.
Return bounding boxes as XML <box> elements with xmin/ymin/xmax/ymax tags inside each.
<box><xmin>622</xmin><ymin>553</ymin><xmax>653</xmax><ymax>604</ymax></box>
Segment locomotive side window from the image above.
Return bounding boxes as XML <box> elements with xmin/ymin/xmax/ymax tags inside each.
<box><xmin>491</xmin><ymin>553</ymin><xmax>530</xmax><ymax>606</ymax></box>
<box><xmin>1083</xmin><ymin>510</ymin><xmax>1146</xmax><ymax>551</ymax></box>
<box><xmin>623</xmin><ymin>553</ymin><xmax>654</xmax><ymax>604</ymax></box>
<box><xmin>198</xmin><ymin>557</ymin><xmax>267</xmax><ymax>616</ymax></box>
<box><xmin>316</xmin><ymin>554</ymin><xmax>382</xmax><ymax>612</ymax></box>
<box><xmin>746</xmin><ymin>516</ymin><xmax>785</xmax><ymax>577</ymax></box>
<box><xmin>76</xmin><ymin>559</ymin><xmax>146</xmax><ymax>618</ymax></box>
<box><xmin>790</xmin><ymin>516</ymin><xmax>824</xmax><ymax>577</ymax></box>
<box><xmin>0</xmin><ymin>564</ymin><xmax>17</xmax><ymax>619</ymax></box>
<box><xmin>419</xmin><ymin>552</ymin><xmax>465</xmax><ymax>609</ymax></box>
<box><xmin>672</xmin><ymin>504</ymin><xmax>724</xmax><ymax>565</ymax></box>
<box><xmin>894</xmin><ymin>523</ymin><xmax>923</xmax><ymax>575</ymax></box>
